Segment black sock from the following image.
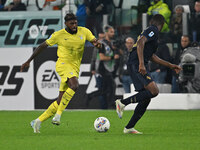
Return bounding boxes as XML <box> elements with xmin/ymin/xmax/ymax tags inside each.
<box><xmin>121</xmin><ymin>90</ymin><xmax>154</xmax><ymax>106</ymax></box>
<box><xmin>126</xmin><ymin>99</ymin><xmax>151</xmax><ymax>129</ymax></box>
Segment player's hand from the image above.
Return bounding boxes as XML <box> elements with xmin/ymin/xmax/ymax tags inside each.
<box><xmin>20</xmin><ymin>61</ymin><xmax>30</xmax><ymax>72</ymax></box>
<box><xmin>92</xmin><ymin>39</ymin><xmax>102</xmax><ymax>49</ymax></box>
<box><xmin>139</xmin><ymin>64</ymin><xmax>147</xmax><ymax>75</ymax></box>
<box><xmin>170</xmin><ymin>64</ymin><xmax>182</xmax><ymax>74</ymax></box>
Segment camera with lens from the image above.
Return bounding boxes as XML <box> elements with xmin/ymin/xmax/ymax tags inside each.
<box><xmin>179</xmin><ymin>46</ymin><xmax>200</xmax><ymax>93</ymax></box>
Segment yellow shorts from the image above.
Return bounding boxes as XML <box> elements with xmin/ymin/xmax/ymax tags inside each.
<box><xmin>56</xmin><ymin>60</ymin><xmax>79</xmax><ymax>91</ymax></box>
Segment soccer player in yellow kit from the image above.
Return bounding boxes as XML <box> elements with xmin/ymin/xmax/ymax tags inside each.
<box><xmin>20</xmin><ymin>13</ymin><xmax>101</xmax><ymax>133</ymax></box>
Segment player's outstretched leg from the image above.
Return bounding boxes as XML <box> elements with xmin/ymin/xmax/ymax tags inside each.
<box><xmin>115</xmin><ymin>99</ymin><xmax>125</xmax><ymax>119</ymax></box>
<box><xmin>124</xmin><ymin>99</ymin><xmax>151</xmax><ymax>134</ymax></box>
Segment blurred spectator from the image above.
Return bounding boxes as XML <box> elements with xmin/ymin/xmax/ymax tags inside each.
<box><xmin>147</xmin><ymin>0</ymin><xmax>171</xmax><ymax>33</ymax></box>
<box><xmin>1</xmin><ymin>0</ymin><xmax>26</xmax><ymax>11</ymax></box>
<box><xmin>190</xmin><ymin>0</ymin><xmax>200</xmax><ymax>42</ymax></box>
<box><xmin>74</xmin><ymin>0</ymin><xmax>87</xmax><ymax>27</ymax></box>
<box><xmin>119</xmin><ymin>37</ymin><xmax>134</xmax><ymax>93</ymax></box>
<box><xmin>149</xmin><ymin>39</ymin><xmax>171</xmax><ymax>83</ymax></box>
<box><xmin>171</xmin><ymin>35</ymin><xmax>191</xmax><ymax>93</ymax></box>
<box><xmin>170</xmin><ymin>5</ymin><xmax>184</xmax><ymax>43</ymax></box>
<box><xmin>98</xmin><ymin>25</ymin><xmax>119</xmax><ymax>109</ymax></box>
<box><xmin>85</xmin><ymin>0</ymin><xmax>113</xmax><ymax>36</ymax></box>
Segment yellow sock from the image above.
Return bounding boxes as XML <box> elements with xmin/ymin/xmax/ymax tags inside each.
<box><xmin>38</xmin><ymin>101</ymin><xmax>58</xmax><ymax>122</ymax></box>
<box><xmin>56</xmin><ymin>88</ymin><xmax>75</xmax><ymax>115</ymax></box>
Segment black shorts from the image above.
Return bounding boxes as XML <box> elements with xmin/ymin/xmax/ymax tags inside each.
<box><xmin>128</xmin><ymin>64</ymin><xmax>154</xmax><ymax>91</ymax></box>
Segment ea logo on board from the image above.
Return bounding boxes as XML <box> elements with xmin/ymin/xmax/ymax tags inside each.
<box><xmin>36</xmin><ymin>61</ymin><xmax>60</xmax><ymax>100</ymax></box>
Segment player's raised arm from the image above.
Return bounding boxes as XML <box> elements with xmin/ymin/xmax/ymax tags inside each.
<box><xmin>20</xmin><ymin>41</ymin><xmax>48</xmax><ymax>72</ymax></box>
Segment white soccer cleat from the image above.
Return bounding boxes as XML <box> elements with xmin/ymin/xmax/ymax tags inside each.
<box><xmin>52</xmin><ymin>114</ymin><xmax>61</xmax><ymax>125</ymax></box>
<box><xmin>115</xmin><ymin>99</ymin><xmax>125</xmax><ymax>119</ymax></box>
<box><xmin>30</xmin><ymin>120</ymin><xmax>41</xmax><ymax>133</ymax></box>
<box><xmin>123</xmin><ymin>127</ymin><xmax>143</xmax><ymax>134</ymax></box>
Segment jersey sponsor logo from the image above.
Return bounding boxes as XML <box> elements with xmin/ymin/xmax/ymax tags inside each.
<box><xmin>36</xmin><ymin>61</ymin><xmax>60</xmax><ymax>100</ymax></box>
<box><xmin>0</xmin><ymin>65</ymin><xmax>28</xmax><ymax>96</ymax></box>
<box><xmin>148</xmin><ymin>31</ymin><xmax>154</xmax><ymax>37</ymax></box>
<box><xmin>146</xmin><ymin>76</ymin><xmax>151</xmax><ymax>80</ymax></box>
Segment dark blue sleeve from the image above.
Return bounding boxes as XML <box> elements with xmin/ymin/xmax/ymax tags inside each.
<box><xmin>142</xmin><ymin>26</ymin><xmax>158</xmax><ymax>42</ymax></box>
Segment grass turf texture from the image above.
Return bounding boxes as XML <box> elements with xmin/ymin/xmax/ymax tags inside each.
<box><xmin>0</xmin><ymin>110</ymin><xmax>200</xmax><ymax>150</ymax></box>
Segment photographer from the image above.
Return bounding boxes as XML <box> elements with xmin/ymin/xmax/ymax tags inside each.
<box><xmin>179</xmin><ymin>42</ymin><xmax>200</xmax><ymax>93</ymax></box>
<box><xmin>98</xmin><ymin>25</ymin><xmax>120</xmax><ymax>108</ymax></box>
<box><xmin>172</xmin><ymin>35</ymin><xmax>191</xmax><ymax>93</ymax></box>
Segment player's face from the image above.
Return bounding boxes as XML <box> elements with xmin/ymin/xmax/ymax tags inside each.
<box><xmin>181</xmin><ymin>37</ymin><xmax>190</xmax><ymax>48</ymax></box>
<box><xmin>65</xmin><ymin>20</ymin><xmax>78</xmax><ymax>32</ymax></box>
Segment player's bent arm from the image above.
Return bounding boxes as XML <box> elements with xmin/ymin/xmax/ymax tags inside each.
<box><xmin>27</xmin><ymin>41</ymin><xmax>48</xmax><ymax>63</ymax></box>
<box><xmin>137</xmin><ymin>36</ymin><xmax>147</xmax><ymax>66</ymax></box>
<box><xmin>20</xmin><ymin>42</ymin><xmax>48</xmax><ymax>72</ymax></box>
<box><xmin>151</xmin><ymin>54</ymin><xmax>182</xmax><ymax>74</ymax></box>
<box><xmin>151</xmin><ymin>54</ymin><xmax>172</xmax><ymax>68</ymax></box>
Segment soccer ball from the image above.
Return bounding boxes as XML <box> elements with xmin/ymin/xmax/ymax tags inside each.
<box><xmin>94</xmin><ymin>117</ymin><xmax>110</xmax><ymax>132</ymax></box>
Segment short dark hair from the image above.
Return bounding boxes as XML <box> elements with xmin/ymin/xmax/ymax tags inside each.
<box><xmin>64</xmin><ymin>13</ymin><xmax>77</xmax><ymax>22</ymax></box>
<box><xmin>150</xmin><ymin>14</ymin><xmax>165</xmax><ymax>26</ymax></box>
<box><xmin>104</xmin><ymin>25</ymin><xmax>113</xmax><ymax>32</ymax></box>
<box><xmin>181</xmin><ymin>35</ymin><xmax>190</xmax><ymax>40</ymax></box>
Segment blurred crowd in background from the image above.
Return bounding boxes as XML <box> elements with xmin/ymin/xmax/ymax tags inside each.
<box><xmin>0</xmin><ymin>0</ymin><xmax>200</xmax><ymax>108</ymax></box>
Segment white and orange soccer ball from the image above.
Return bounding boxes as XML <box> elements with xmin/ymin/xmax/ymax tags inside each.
<box><xmin>94</xmin><ymin>117</ymin><xmax>110</xmax><ymax>132</ymax></box>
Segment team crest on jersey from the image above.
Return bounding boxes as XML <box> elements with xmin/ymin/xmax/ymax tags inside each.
<box><xmin>148</xmin><ymin>31</ymin><xmax>154</xmax><ymax>37</ymax></box>
<box><xmin>79</xmin><ymin>35</ymin><xmax>83</xmax><ymax>40</ymax></box>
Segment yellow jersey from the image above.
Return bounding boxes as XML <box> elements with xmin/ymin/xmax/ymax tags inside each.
<box><xmin>46</xmin><ymin>26</ymin><xmax>95</xmax><ymax>70</ymax></box>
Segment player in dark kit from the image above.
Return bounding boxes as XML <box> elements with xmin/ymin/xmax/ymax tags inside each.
<box><xmin>115</xmin><ymin>14</ymin><xmax>182</xmax><ymax>134</ymax></box>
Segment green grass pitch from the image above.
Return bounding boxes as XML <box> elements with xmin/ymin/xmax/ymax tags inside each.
<box><xmin>0</xmin><ymin>110</ymin><xmax>200</xmax><ymax>150</ymax></box>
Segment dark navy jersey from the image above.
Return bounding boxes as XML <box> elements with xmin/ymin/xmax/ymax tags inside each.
<box><xmin>128</xmin><ymin>25</ymin><xmax>159</xmax><ymax>67</ymax></box>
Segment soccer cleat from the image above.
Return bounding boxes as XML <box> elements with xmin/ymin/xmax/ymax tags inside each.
<box><xmin>30</xmin><ymin>120</ymin><xmax>41</xmax><ymax>133</ymax></box>
<box><xmin>52</xmin><ymin>114</ymin><xmax>61</xmax><ymax>125</ymax></box>
<box><xmin>115</xmin><ymin>99</ymin><xmax>125</xmax><ymax>119</ymax></box>
<box><xmin>123</xmin><ymin>127</ymin><xmax>143</xmax><ymax>134</ymax></box>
